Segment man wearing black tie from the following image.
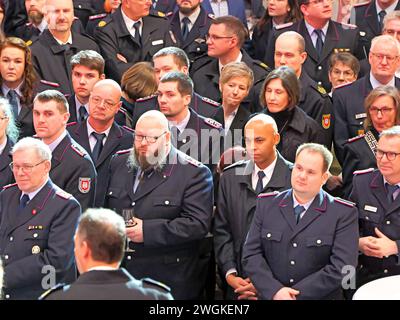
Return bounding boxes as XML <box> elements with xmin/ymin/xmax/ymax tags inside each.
<box><xmin>67</xmin><ymin>79</ymin><xmax>133</xmax><ymax>207</ymax></box>
<box><xmin>350</xmin><ymin>126</ymin><xmax>400</xmax><ymax>289</ymax></box>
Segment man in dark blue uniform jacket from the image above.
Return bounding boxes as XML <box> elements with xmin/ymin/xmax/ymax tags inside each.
<box><xmin>243</xmin><ymin>143</ymin><xmax>359</xmax><ymax>300</ymax></box>
<box><xmin>0</xmin><ymin>137</ymin><xmax>81</xmax><ymax>300</ymax></box>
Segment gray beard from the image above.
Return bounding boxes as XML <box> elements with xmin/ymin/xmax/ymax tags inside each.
<box><xmin>127</xmin><ymin>147</ymin><xmax>167</xmax><ymax>172</ymax></box>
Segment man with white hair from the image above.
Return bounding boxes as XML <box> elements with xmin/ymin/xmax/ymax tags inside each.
<box><xmin>333</xmin><ymin>34</ymin><xmax>400</xmax><ymax>165</ymax></box>
<box><xmin>68</xmin><ymin>79</ymin><xmax>133</xmax><ymax>207</ymax></box>
<box><xmin>0</xmin><ymin>137</ymin><xmax>81</xmax><ymax>300</ymax></box>
<box><xmin>104</xmin><ymin>110</ymin><xmax>214</xmax><ymax>300</ymax></box>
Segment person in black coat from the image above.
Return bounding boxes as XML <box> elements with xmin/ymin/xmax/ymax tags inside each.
<box><xmin>0</xmin><ymin>97</ymin><xmax>18</xmax><ymax>189</ymax></box>
<box><xmin>259</xmin><ymin>66</ymin><xmax>325</xmax><ymax>163</ymax></box>
<box><xmin>0</xmin><ymin>137</ymin><xmax>81</xmax><ymax>300</ymax></box>
<box><xmin>30</xmin><ymin>0</ymin><xmax>100</xmax><ymax>96</ymax></box>
<box><xmin>0</xmin><ymin>37</ymin><xmax>36</xmax><ymax>139</ymax></box>
<box><xmin>342</xmin><ymin>85</ymin><xmax>400</xmax><ymax>198</ymax></box>
<box><xmin>214</xmin><ymin>113</ymin><xmax>292</xmax><ymax>300</ymax></box>
<box><xmin>41</xmin><ymin>208</ymin><xmax>173</xmax><ymax>300</ymax></box>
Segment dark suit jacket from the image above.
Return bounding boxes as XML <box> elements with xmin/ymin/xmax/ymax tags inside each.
<box><xmin>43</xmin><ymin>268</ymin><xmax>173</xmax><ymax>300</ymax></box>
<box><xmin>243</xmin><ymin>189</ymin><xmax>359</xmax><ymax>300</ymax></box>
<box><xmin>93</xmin><ymin>8</ymin><xmax>173</xmax><ymax>83</ymax></box>
<box><xmin>104</xmin><ymin>147</ymin><xmax>213</xmax><ymax>299</ymax></box>
<box><xmin>154</xmin><ymin>0</ymin><xmax>177</xmax><ymax>13</ymax></box>
<box><xmin>201</xmin><ymin>0</ymin><xmax>247</xmax><ymax>26</ymax></box>
<box><xmin>0</xmin><ymin>180</ymin><xmax>81</xmax><ymax>300</ymax></box>
<box><xmin>214</xmin><ymin>155</ymin><xmax>292</xmax><ymax>298</ymax></box>
<box><xmin>0</xmin><ymin>138</ymin><xmax>14</xmax><ymax>189</ymax></box>
<box><xmin>67</xmin><ymin>120</ymin><xmax>133</xmax><ymax>207</ymax></box>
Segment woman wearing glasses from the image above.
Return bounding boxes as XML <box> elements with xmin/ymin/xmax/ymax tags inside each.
<box><xmin>0</xmin><ymin>97</ymin><xmax>19</xmax><ymax>189</ymax></box>
<box><xmin>342</xmin><ymin>86</ymin><xmax>400</xmax><ymax>197</ymax></box>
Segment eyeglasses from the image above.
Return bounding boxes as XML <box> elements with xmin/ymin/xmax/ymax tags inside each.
<box><xmin>205</xmin><ymin>34</ymin><xmax>234</xmax><ymax>42</ymax></box>
<box><xmin>0</xmin><ymin>116</ymin><xmax>8</xmax><ymax>120</ymax></box>
<box><xmin>369</xmin><ymin>107</ymin><xmax>395</xmax><ymax>115</ymax></box>
<box><xmin>330</xmin><ymin>68</ymin><xmax>355</xmax><ymax>78</ymax></box>
<box><xmin>134</xmin><ymin>131</ymin><xmax>167</xmax><ymax>144</ymax></box>
<box><xmin>370</xmin><ymin>52</ymin><xmax>399</xmax><ymax>63</ymax></box>
<box><xmin>384</xmin><ymin>29</ymin><xmax>400</xmax><ymax>38</ymax></box>
<box><xmin>10</xmin><ymin>159</ymin><xmax>47</xmax><ymax>173</ymax></box>
<box><xmin>305</xmin><ymin>0</ymin><xmax>333</xmax><ymax>5</ymax></box>
<box><xmin>376</xmin><ymin>149</ymin><xmax>400</xmax><ymax>161</ymax></box>
<box><xmin>90</xmin><ymin>96</ymin><xmax>118</xmax><ymax>109</ymax></box>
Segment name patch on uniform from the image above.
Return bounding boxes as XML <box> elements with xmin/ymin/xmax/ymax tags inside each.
<box><xmin>79</xmin><ymin>177</ymin><xmax>91</xmax><ymax>194</ymax></box>
<box><xmin>152</xmin><ymin>40</ymin><xmax>164</xmax><ymax>46</ymax></box>
<box><xmin>355</xmin><ymin>113</ymin><xmax>367</xmax><ymax>119</ymax></box>
<box><xmin>364</xmin><ymin>205</ymin><xmax>377</xmax><ymax>213</ymax></box>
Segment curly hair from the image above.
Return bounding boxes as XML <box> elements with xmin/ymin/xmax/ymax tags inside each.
<box><xmin>0</xmin><ymin>37</ymin><xmax>37</xmax><ymax>106</ymax></box>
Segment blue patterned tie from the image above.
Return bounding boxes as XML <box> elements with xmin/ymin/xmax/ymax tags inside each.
<box><xmin>19</xmin><ymin>194</ymin><xmax>30</xmax><ymax>209</ymax></box>
<box><xmin>78</xmin><ymin>106</ymin><xmax>88</xmax><ymax>123</ymax></box>
<box><xmin>7</xmin><ymin>89</ymin><xmax>19</xmax><ymax>119</ymax></box>
<box><xmin>314</xmin><ymin>29</ymin><xmax>324</xmax><ymax>58</ymax></box>
<box><xmin>294</xmin><ymin>205</ymin><xmax>305</xmax><ymax>224</ymax></box>
<box><xmin>379</xmin><ymin>10</ymin><xmax>387</xmax><ymax>31</ymax></box>
<box><xmin>91</xmin><ymin>132</ymin><xmax>106</xmax><ymax>161</ymax></box>
<box><xmin>181</xmin><ymin>17</ymin><xmax>190</xmax><ymax>41</ymax></box>
<box><xmin>255</xmin><ymin>171</ymin><xmax>266</xmax><ymax>195</ymax></box>
<box><xmin>133</xmin><ymin>21</ymin><xmax>141</xmax><ymax>44</ymax></box>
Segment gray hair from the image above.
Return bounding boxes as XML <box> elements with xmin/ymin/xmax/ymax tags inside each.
<box><xmin>0</xmin><ymin>97</ymin><xmax>19</xmax><ymax>142</ymax></box>
<box><xmin>153</xmin><ymin>46</ymin><xmax>190</xmax><ymax>69</ymax></box>
<box><xmin>296</xmin><ymin>143</ymin><xmax>333</xmax><ymax>172</ymax></box>
<box><xmin>380</xmin><ymin>125</ymin><xmax>400</xmax><ymax>139</ymax></box>
<box><xmin>383</xmin><ymin>10</ymin><xmax>400</xmax><ymax>29</ymax></box>
<box><xmin>11</xmin><ymin>137</ymin><xmax>52</xmax><ymax>161</ymax></box>
<box><xmin>370</xmin><ymin>34</ymin><xmax>400</xmax><ymax>56</ymax></box>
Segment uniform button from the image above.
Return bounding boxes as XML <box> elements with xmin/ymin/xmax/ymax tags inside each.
<box><xmin>4</xmin><ymin>255</ymin><xmax>8</xmax><ymax>260</ymax></box>
<box><xmin>289</xmin><ymin>279</ymin><xmax>294</xmax><ymax>283</ymax></box>
<box><xmin>290</xmin><ymin>260</ymin><xmax>295</xmax><ymax>265</ymax></box>
<box><xmin>165</xmin><ymin>200</ymin><xmax>170</xmax><ymax>205</ymax></box>
<box><xmin>316</xmin><ymin>239</ymin><xmax>322</xmax><ymax>245</ymax></box>
<box><xmin>318</xmin><ymin>66</ymin><xmax>322</xmax><ymax>70</ymax></box>
<box><xmin>384</xmin><ymin>269</ymin><xmax>388</xmax><ymax>273</ymax></box>
<box><xmin>365</xmin><ymin>216</ymin><xmax>370</xmax><ymax>220</ymax></box>
<box><xmin>386</xmin><ymin>220</ymin><xmax>391</xmax><ymax>225</ymax></box>
<box><xmin>318</xmin><ymin>82</ymin><xmax>322</xmax><ymax>85</ymax></box>
<box><xmin>266</xmin><ymin>233</ymin><xmax>271</xmax><ymax>238</ymax></box>
<box><xmin>177</xmin><ymin>258</ymin><xmax>180</xmax><ymax>262</ymax></box>
<box><xmin>182</xmin><ymin>139</ymin><xmax>187</xmax><ymax>143</ymax></box>
<box><xmin>109</xmin><ymin>191</ymin><xmax>113</xmax><ymax>195</ymax></box>
<box><xmin>78</xmin><ymin>4</ymin><xmax>82</xmax><ymax>8</ymax></box>
<box><xmin>197</xmin><ymin>48</ymin><xmax>200</xmax><ymax>51</ymax></box>
<box><xmin>33</xmin><ymin>233</ymin><xmax>38</xmax><ymax>238</ymax></box>
<box><xmin>5</xmin><ymin>294</ymin><xmax>10</xmax><ymax>299</ymax></box>
<box><xmin>163</xmin><ymin>175</ymin><xmax>167</xmax><ymax>179</ymax></box>
<box><xmin>292</xmin><ymin>243</ymin><xmax>297</xmax><ymax>248</ymax></box>
<box><xmin>131</xmin><ymin>202</ymin><xmax>135</xmax><ymax>206</ymax></box>
<box><xmin>9</xmin><ymin>237</ymin><xmax>13</xmax><ymax>242</ymax></box>
<box><xmin>127</xmin><ymin>255</ymin><xmax>132</xmax><ymax>260</ymax></box>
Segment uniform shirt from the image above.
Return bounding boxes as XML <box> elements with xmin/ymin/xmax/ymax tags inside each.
<box><xmin>121</xmin><ymin>8</ymin><xmax>142</xmax><ymax>38</ymax></box>
<box><xmin>293</xmin><ymin>193</ymin><xmax>315</xmax><ymax>220</ymax></box>
<box><xmin>47</xmin><ymin>130</ymin><xmax>68</xmax><ymax>152</ymax></box>
<box><xmin>370</xmin><ymin>72</ymin><xmax>395</xmax><ymax>89</ymax></box>
<box><xmin>53</xmin><ymin>33</ymin><xmax>73</xmax><ymax>46</ymax></box>
<box><xmin>218</xmin><ymin>51</ymin><xmax>242</xmax><ymax>74</ymax></box>
<box><xmin>21</xmin><ymin>179</ymin><xmax>48</xmax><ymax>203</ymax></box>
<box><xmin>223</xmin><ymin>107</ymin><xmax>238</xmax><ymax>133</ymax></box>
<box><xmin>87</xmin><ymin>121</ymin><xmax>111</xmax><ymax>152</ymax></box>
<box><xmin>251</xmin><ymin>157</ymin><xmax>278</xmax><ymax>192</ymax></box>
<box><xmin>168</xmin><ymin>110</ymin><xmax>191</xmax><ymax>133</ymax></box>
<box><xmin>74</xmin><ymin>95</ymin><xmax>89</xmax><ymax>118</ymax></box>
<box><xmin>210</xmin><ymin>0</ymin><xmax>229</xmax><ymax>17</ymax></box>
<box><xmin>376</xmin><ymin>0</ymin><xmax>399</xmax><ymax>16</ymax></box>
<box><xmin>87</xmin><ymin>266</ymin><xmax>118</xmax><ymax>271</ymax></box>
<box><xmin>179</xmin><ymin>6</ymin><xmax>201</xmax><ymax>33</ymax></box>
<box><xmin>304</xmin><ymin>20</ymin><xmax>329</xmax><ymax>48</ymax></box>
<box><xmin>2</xmin><ymin>83</ymin><xmax>23</xmax><ymax>115</ymax></box>
<box><xmin>35</xmin><ymin>19</ymin><xmax>48</xmax><ymax>34</ymax></box>
<box><xmin>0</xmin><ymin>137</ymin><xmax>7</xmax><ymax>155</ymax></box>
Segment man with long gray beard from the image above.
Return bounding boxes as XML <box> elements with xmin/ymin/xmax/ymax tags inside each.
<box><xmin>104</xmin><ymin>110</ymin><xmax>213</xmax><ymax>300</ymax></box>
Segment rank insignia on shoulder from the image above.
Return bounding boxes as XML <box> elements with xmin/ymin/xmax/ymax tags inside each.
<box><xmin>157</xmin><ymin>11</ymin><xmax>166</xmax><ymax>17</ymax></box>
<box><xmin>116</xmin><ymin>148</ymin><xmax>132</xmax><ymax>155</ymax></box>
<box><xmin>322</xmin><ymin>114</ymin><xmax>331</xmax><ymax>129</ymax></box>
<box><xmin>78</xmin><ymin>177</ymin><xmax>91</xmax><ymax>194</ymax></box>
<box><xmin>98</xmin><ymin>20</ymin><xmax>107</xmax><ymax>27</ymax></box>
<box><xmin>66</xmin><ymin>121</ymin><xmax>78</xmax><ymax>127</ymax></box>
<box><xmin>201</xmin><ymin>96</ymin><xmax>219</xmax><ymax>106</ymax></box>
<box><xmin>340</xmin><ymin>22</ymin><xmax>357</xmax><ymax>29</ymax></box>
<box><xmin>194</xmin><ymin>38</ymin><xmax>206</xmax><ymax>44</ymax></box>
<box><xmin>204</xmin><ymin>117</ymin><xmax>222</xmax><ymax>129</ymax></box>
<box><xmin>258</xmin><ymin>191</ymin><xmax>279</xmax><ymax>198</ymax></box>
<box><xmin>184</xmin><ymin>155</ymin><xmax>202</xmax><ymax>167</ymax></box>
<box><xmin>40</xmin><ymin>79</ymin><xmax>60</xmax><ymax>88</ymax></box>
<box><xmin>28</xmin><ymin>225</ymin><xmax>44</xmax><ymax>230</ymax></box>
<box><xmin>166</xmin><ymin>11</ymin><xmax>173</xmax><ymax>17</ymax></box>
<box><xmin>223</xmin><ymin>160</ymin><xmax>247</xmax><ymax>171</ymax></box>
<box><xmin>70</xmin><ymin>144</ymin><xmax>85</xmax><ymax>157</ymax></box>
<box><xmin>56</xmin><ymin>190</ymin><xmax>72</xmax><ymax>200</ymax></box>
<box><xmin>89</xmin><ymin>13</ymin><xmax>107</xmax><ymax>20</ymax></box>
<box><xmin>2</xmin><ymin>182</ymin><xmax>17</xmax><ymax>190</ymax></box>
<box><xmin>333</xmin><ymin>48</ymin><xmax>351</xmax><ymax>53</ymax></box>
<box><xmin>122</xmin><ymin>125</ymin><xmax>134</xmax><ymax>133</ymax></box>
<box><xmin>353</xmin><ymin>167</ymin><xmax>374</xmax><ymax>175</ymax></box>
<box><xmin>317</xmin><ymin>85</ymin><xmax>327</xmax><ymax>95</ymax></box>
<box><xmin>169</xmin><ymin>30</ymin><xmax>177</xmax><ymax>44</ymax></box>
<box><xmin>275</xmin><ymin>22</ymin><xmax>293</xmax><ymax>30</ymax></box>
<box><xmin>26</xmin><ymin>40</ymin><xmax>33</xmax><ymax>46</ymax></box>
<box><xmin>347</xmin><ymin>134</ymin><xmax>365</xmax><ymax>143</ymax></box>
<box><xmin>136</xmin><ymin>94</ymin><xmax>157</xmax><ymax>102</ymax></box>
<box><xmin>208</xmin><ymin>13</ymin><xmax>215</xmax><ymax>20</ymax></box>
<box><xmin>38</xmin><ymin>283</ymin><xmax>66</xmax><ymax>300</ymax></box>
<box><xmin>334</xmin><ymin>197</ymin><xmax>356</xmax><ymax>207</ymax></box>
<box><xmin>142</xmin><ymin>278</ymin><xmax>171</xmax><ymax>292</ymax></box>
<box><xmin>259</xmin><ymin>62</ymin><xmax>269</xmax><ymax>70</ymax></box>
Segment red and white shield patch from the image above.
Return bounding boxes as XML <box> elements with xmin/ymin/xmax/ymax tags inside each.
<box><xmin>322</xmin><ymin>114</ymin><xmax>331</xmax><ymax>129</ymax></box>
<box><xmin>79</xmin><ymin>177</ymin><xmax>91</xmax><ymax>194</ymax></box>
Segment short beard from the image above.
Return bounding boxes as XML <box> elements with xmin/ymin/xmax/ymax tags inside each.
<box><xmin>127</xmin><ymin>146</ymin><xmax>168</xmax><ymax>172</ymax></box>
<box><xmin>179</xmin><ymin>3</ymin><xmax>200</xmax><ymax>15</ymax></box>
<box><xmin>28</xmin><ymin>11</ymin><xmax>44</xmax><ymax>26</ymax></box>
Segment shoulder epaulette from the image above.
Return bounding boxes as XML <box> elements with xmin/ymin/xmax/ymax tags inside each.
<box><xmin>258</xmin><ymin>61</ymin><xmax>270</xmax><ymax>70</ymax></box>
<box><xmin>116</xmin><ymin>148</ymin><xmax>132</xmax><ymax>155</ymax></box>
<box><xmin>142</xmin><ymin>278</ymin><xmax>171</xmax><ymax>293</ymax></box>
<box><xmin>258</xmin><ymin>191</ymin><xmax>279</xmax><ymax>198</ymax></box>
<box><xmin>184</xmin><ymin>155</ymin><xmax>202</xmax><ymax>167</ymax></box>
<box><xmin>208</xmin><ymin>13</ymin><xmax>215</xmax><ymax>20</ymax></box>
<box><xmin>70</xmin><ymin>144</ymin><xmax>85</xmax><ymax>157</ymax></box>
<box><xmin>347</xmin><ymin>134</ymin><xmax>365</xmax><ymax>143</ymax></box>
<box><xmin>204</xmin><ymin>117</ymin><xmax>222</xmax><ymax>129</ymax></box>
<box><xmin>317</xmin><ymin>85</ymin><xmax>327</xmax><ymax>95</ymax></box>
<box><xmin>275</xmin><ymin>22</ymin><xmax>293</xmax><ymax>30</ymax></box>
<box><xmin>223</xmin><ymin>160</ymin><xmax>247</xmax><ymax>171</ymax></box>
<box><xmin>166</xmin><ymin>11</ymin><xmax>173</xmax><ymax>17</ymax></box>
<box><xmin>334</xmin><ymin>81</ymin><xmax>353</xmax><ymax>90</ymax></box>
<box><xmin>2</xmin><ymin>182</ymin><xmax>17</xmax><ymax>190</ymax></box>
<box><xmin>25</xmin><ymin>22</ymin><xmax>32</xmax><ymax>27</ymax></box>
<box><xmin>341</xmin><ymin>22</ymin><xmax>357</xmax><ymax>29</ymax></box>
<box><xmin>26</xmin><ymin>40</ymin><xmax>33</xmax><ymax>46</ymax></box>
<box><xmin>73</xmin><ymin>16</ymin><xmax>79</xmax><ymax>21</ymax></box>
<box><xmin>66</xmin><ymin>121</ymin><xmax>78</xmax><ymax>127</ymax></box>
<box><xmin>122</xmin><ymin>125</ymin><xmax>134</xmax><ymax>133</ymax></box>
<box><xmin>136</xmin><ymin>94</ymin><xmax>157</xmax><ymax>102</ymax></box>
<box><xmin>200</xmin><ymin>96</ymin><xmax>219</xmax><ymax>107</ymax></box>
<box><xmin>118</xmin><ymin>107</ymin><xmax>127</xmax><ymax>115</ymax></box>
<box><xmin>56</xmin><ymin>189</ymin><xmax>72</xmax><ymax>200</ymax></box>
<box><xmin>89</xmin><ymin>13</ymin><xmax>107</xmax><ymax>20</ymax></box>
<box><xmin>40</xmin><ymin>80</ymin><xmax>60</xmax><ymax>88</ymax></box>
<box><xmin>38</xmin><ymin>283</ymin><xmax>66</xmax><ymax>300</ymax></box>
<box><xmin>353</xmin><ymin>1</ymin><xmax>370</xmax><ymax>7</ymax></box>
<box><xmin>353</xmin><ymin>167</ymin><xmax>374</xmax><ymax>175</ymax></box>
<box><xmin>150</xmin><ymin>11</ymin><xmax>166</xmax><ymax>18</ymax></box>
<box><xmin>334</xmin><ymin>197</ymin><xmax>356</xmax><ymax>207</ymax></box>
<box><xmin>98</xmin><ymin>20</ymin><xmax>107</xmax><ymax>28</ymax></box>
